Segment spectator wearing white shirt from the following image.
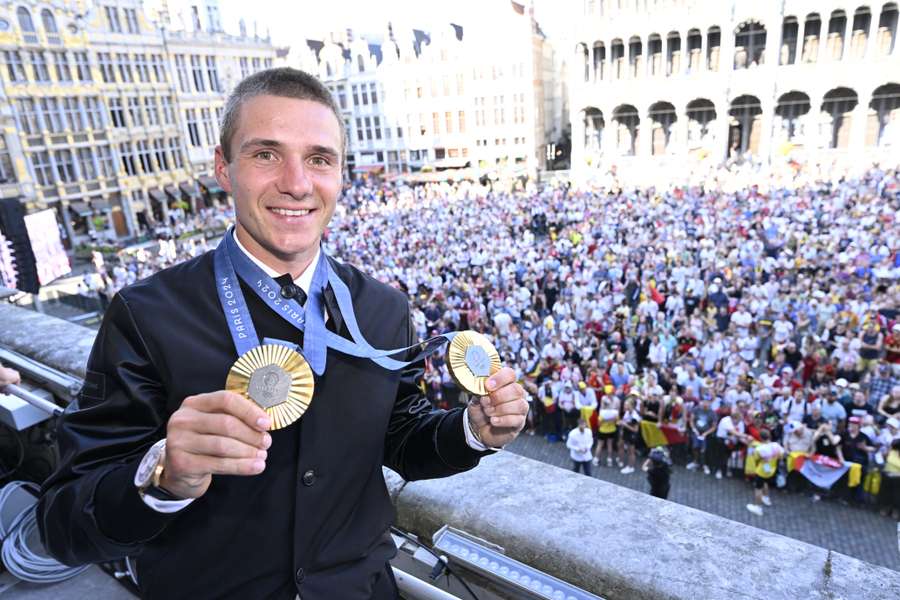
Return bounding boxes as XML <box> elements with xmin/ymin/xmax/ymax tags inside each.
<box><xmin>567</xmin><ymin>419</ymin><xmax>594</xmax><ymax>476</ymax></box>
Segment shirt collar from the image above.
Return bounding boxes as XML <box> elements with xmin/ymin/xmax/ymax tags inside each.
<box><xmin>232</xmin><ymin>229</ymin><xmax>321</xmax><ymax>297</ymax></box>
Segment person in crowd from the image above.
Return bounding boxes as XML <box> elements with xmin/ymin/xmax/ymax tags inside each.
<box><xmin>746</xmin><ymin>429</ymin><xmax>785</xmax><ymax>516</ymax></box>
<box><xmin>567</xmin><ymin>418</ymin><xmax>594</xmax><ymax>476</ymax></box>
<box><xmin>642</xmin><ymin>447</ymin><xmax>672</xmax><ymax>499</ymax></box>
<box><xmin>592</xmin><ymin>396</ymin><xmax>619</xmax><ymax>467</ymax></box>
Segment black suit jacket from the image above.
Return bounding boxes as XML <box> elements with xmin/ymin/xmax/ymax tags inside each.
<box><xmin>37</xmin><ymin>251</ymin><xmax>488</xmax><ymax>599</ymax></box>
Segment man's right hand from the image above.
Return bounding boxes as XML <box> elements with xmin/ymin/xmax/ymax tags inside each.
<box><xmin>162</xmin><ymin>391</ymin><xmax>272</xmax><ymax>499</ymax></box>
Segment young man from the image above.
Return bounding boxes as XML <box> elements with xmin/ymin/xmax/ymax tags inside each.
<box><xmin>687</xmin><ymin>395</ymin><xmax>717</xmax><ymax>474</ymax></box>
<box><xmin>37</xmin><ymin>69</ymin><xmax>527</xmax><ymax>600</ymax></box>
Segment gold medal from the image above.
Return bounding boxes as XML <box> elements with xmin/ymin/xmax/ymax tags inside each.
<box><xmin>225</xmin><ymin>344</ymin><xmax>314</xmax><ymax>430</ymax></box>
<box><xmin>446</xmin><ymin>330</ymin><xmax>502</xmax><ymax>396</ymax></box>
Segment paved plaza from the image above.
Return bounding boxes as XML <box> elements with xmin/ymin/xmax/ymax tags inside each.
<box><xmin>505</xmin><ymin>433</ymin><xmax>900</xmax><ymax>572</ymax></box>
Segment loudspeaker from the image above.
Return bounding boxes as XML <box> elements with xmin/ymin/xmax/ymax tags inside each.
<box><xmin>0</xmin><ymin>198</ymin><xmax>39</xmax><ymax>293</ymax></box>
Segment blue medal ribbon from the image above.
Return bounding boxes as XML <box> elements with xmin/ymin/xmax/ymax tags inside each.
<box><xmin>214</xmin><ymin>227</ymin><xmax>460</xmax><ymax>375</ymax></box>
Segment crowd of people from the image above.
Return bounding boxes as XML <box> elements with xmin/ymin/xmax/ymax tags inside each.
<box><xmin>83</xmin><ymin>161</ymin><xmax>900</xmax><ymax>519</ymax></box>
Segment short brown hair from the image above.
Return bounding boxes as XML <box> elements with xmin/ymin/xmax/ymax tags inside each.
<box><xmin>219</xmin><ymin>67</ymin><xmax>345</xmax><ymax>164</ymax></box>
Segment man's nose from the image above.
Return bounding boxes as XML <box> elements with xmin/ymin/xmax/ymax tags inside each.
<box><xmin>277</xmin><ymin>156</ymin><xmax>314</xmax><ymax>198</ymax></box>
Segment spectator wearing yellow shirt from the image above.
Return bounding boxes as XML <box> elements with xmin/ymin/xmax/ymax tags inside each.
<box><xmin>878</xmin><ymin>438</ymin><xmax>900</xmax><ymax>519</ymax></box>
<box><xmin>746</xmin><ymin>430</ymin><xmax>785</xmax><ymax>517</ymax></box>
<box><xmin>592</xmin><ymin>396</ymin><xmax>620</xmax><ymax>467</ymax></box>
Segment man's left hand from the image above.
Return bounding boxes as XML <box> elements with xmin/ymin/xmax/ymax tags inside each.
<box><xmin>468</xmin><ymin>367</ymin><xmax>528</xmax><ymax>448</ymax></box>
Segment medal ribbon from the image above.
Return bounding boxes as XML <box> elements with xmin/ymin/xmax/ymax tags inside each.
<box><xmin>214</xmin><ymin>227</ymin><xmax>460</xmax><ymax>374</ymax></box>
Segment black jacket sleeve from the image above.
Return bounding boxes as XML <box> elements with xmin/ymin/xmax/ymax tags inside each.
<box><xmin>37</xmin><ymin>293</ymin><xmax>179</xmax><ymax>566</ymax></box>
<box><xmin>382</xmin><ymin>303</ymin><xmax>492</xmax><ymax>481</ymax></box>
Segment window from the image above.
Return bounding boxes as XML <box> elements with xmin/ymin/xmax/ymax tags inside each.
<box><xmin>355</xmin><ymin>118</ymin><xmax>363</xmax><ymax>142</ymax></box>
<box><xmin>109</xmin><ymin>97</ymin><xmax>126</xmax><ymax>128</ymax></box>
<box><xmin>370</xmin><ymin>83</ymin><xmax>378</xmax><ymax>104</ymax></box>
<box><xmin>168</xmin><ymin>137</ymin><xmax>184</xmax><ymax>169</ymax></box>
<box><xmin>96</xmin><ymin>145</ymin><xmax>115</xmax><ymax>177</ymax></box>
<box><xmin>15</xmin><ymin>99</ymin><xmax>40</xmax><ymax>134</ymax></box>
<box><xmin>54</xmin><ymin>149</ymin><xmax>77</xmax><ymax>183</ymax></box>
<box><xmin>185</xmin><ymin>109</ymin><xmax>201</xmax><ymax>146</ymax></box>
<box><xmin>264</xmin><ymin>58</ymin><xmax>272</xmax><ymax>69</ymax></box>
<box><xmin>41</xmin><ymin>9</ymin><xmax>60</xmax><ymax>44</ymax></box>
<box><xmin>4</xmin><ymin>51</ymin><xmax>26</xmax><ymax>82</ymax></box>
<box><xmin>445</xmin><ymin>112</ymin><xmax>452</xmax><ymax>134</ymax></box>
<box><xmin>62</xmin><ymin>97</ymin><xmax>84</xmax><ymax>130</ymax></box>
<box><xmin>127</xmin><ymin>97</ymin><xmax>143</xmax><ymax>127</ymax></box>
<box><xmin>361</xmin><ymin>85</ymin><xmax>368</xmax><ymax>105</ymax></box>
<box><xmin>119</xmin><ymin>142</ymin><xmax>137</xmax><ymax>175</ymax></box>
<box><xmin>190</xmin><ymin>55</ymin><xmax>205</xmax><ymax>92</ymax></box>
<box><xmin>17</xmin><ymin>7</ymin><xmax>37</xmax><ymax>43</ymax></box>
<box><xmin>251</xmin><ymin>57</ymin><xmax>261</xmax><ymax>72</ymax></box>
<box><xmin>364</xmin><ymin>117</ymin><xmax>372</xmax><ymax>141</ymax></box>
<box><xmin>52</xmin><ymin>51</ymin><xmax>71</xmax><ymax>82</ymax></box>
<box><xmin>153</xmin><ymin>139</ymin><xmax>169</xmax><ymax>170</ymax></box>
<box><xmin>396</xmin><ymin>126</ymin><xmax>403</xmax><ymax>139</ymax></box>
<box><xmin>73</xmin><ymin>52</ymin><xmax>91</xmax><ymax>81</ymax></box>
<box><xmin>30</xmin><ymin>51</ymin><xmax>50</xmax><ymax>82</ymax></box>
<box><xmin>116</xmin><ymin>53</ymin><xmax>133</xmax><ymax>82</ymax></box>
<box><xmin>175</xmin><ymin>55</ymin><xmax>190</xmax><ymax>92</ymax></box>
<box><xmin>458</xmin><ymin>111</ymin><xmax>466</xmax><ymax>133</ymax></box>
<box><xmin>77</xmin><ymin>147</ymin><xmax>97</xmax><ymax>180</ymax></box>
<box><xmin>0</xmin><ymin>137</ymin><xmax>17</xmax><ymax>183</ymax></box>
<box><xmin>124</xmin><ymin>7</ymin><xmax>139</xmax><ymax>33</ymax></box>
<box><xmin>206</xmin><ymin>56</ymin><xmax>220</xmax><ymax>92</ymax></box>
<box><xmin>144</xmin><ymin>97</ymin><xmax>159</xmax><ymax>126</ymax></box>
<box><xmin>373</xmin><ymin>116</ymin><xmax>382</xmax><ymax>140</ymax></box>
<box><xmin>160</xmin><ymin>96</ymin><xmax>175</xmax><ymax>124</ymax></box>
<box><xmin>39</xmin><ymin>98</ymin><xmax>63</xmax><ymax>132</ymax></box>
<box><xmin>336</xmin><ymin>87</ymin><xmax>347</xmax><ymax>109</ymax></box>
<box><xmin>191</xmin><ymin>6</ymin><xmax>201</xmax><ymax>30</ymax></box>
<box><xmin>136</xmin><ymin>140</ymin><xmax>153</xmax><ymax>173</ymax></box>
<box><xmin>30</xmin><ymin>151</ymin><xmax>53</xmax><ymax>186</ymax></box>
<box><xmin>150</xmin><ymin>54</ymin><xmax>167</xmax><ymax>82</ymax></box>
<box><xmin>84</xmin><ymin>97</ymin><xmax>104</xmax><ymax>129</ymax></box>
<box><xmin>135</xmin><ymin>54</ymin><xmax>150</xmax><ymax>82</ymax></box>
<box><xmin>105</xmin><ymin>6</ymin><xmax>122</xmax><ymax>33</ymax></box>
<box><xmin>200</xmin><ymin>108</ymin><xmax>215</xmax><ymax>145</ymax></box>
<box><xmin>240</xmin><ymin>57</ymin><xmax>249</xmax><ymax>78</ymax></box>
<box><xmin>207</xmin><ymin>5</ymin><xmax>221</xmax><ymax>31</ymax></box>
<box><xmin>432</xmin><ymin>112</ymin><xmax>440</xmax><ymax>134</ymax></box>
<box><xmin>352</xmin><ymin>85</ymin><xmax>359</xmax><ymax>106</ymax></box>
<box><xmin>97</xmin><ymin>52</ymin><xmax>115</xmax><ymax>82</ymax></box>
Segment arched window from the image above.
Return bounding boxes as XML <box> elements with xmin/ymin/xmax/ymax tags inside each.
<box><xmin>40</xmin><ymin>9</ymin><xmax>57</xmax><ymax>32</ymax></box>
<box><xmin>17</xmin><ymin>7</ymin><xmax>37</xmax><ymax>43</ymax></box>
<box><xmin>41</xmin><ymin>9</ymin><xmax>60</xmax><ymax>44</ymax></box>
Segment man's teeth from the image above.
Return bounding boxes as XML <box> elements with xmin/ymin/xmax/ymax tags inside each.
<box><xmin>271</xmin><ymin>208</ymin><xmax>310</xmax><ymax>216</ymax></box>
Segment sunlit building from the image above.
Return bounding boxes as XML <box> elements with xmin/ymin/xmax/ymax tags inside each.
<box><xmin>0</xmin><ymin>0</ymin><xmax>276</xmax><ymax>246</ymax></box>
<box><xmin>570</xmin><ymin>0</ymin><xmax>900</xmax><ymax>177</ymax></box>
<box><xmin>294</xmin><ymin>1</ymin><xmax>562</xmax><ymax>178</ymax></box>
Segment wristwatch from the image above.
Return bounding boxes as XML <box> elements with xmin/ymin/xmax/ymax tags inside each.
<box><xmin>134</xmin><ymin>439</ymin><xmax>183</xmax><ymax>501</ymax></box>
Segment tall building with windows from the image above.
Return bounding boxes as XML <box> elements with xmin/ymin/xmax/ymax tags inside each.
<box><xmin>570</xmin><ymin>0</ymin><xmax>900</xmax><ymax>179</ymax></box>
<box><xmin>295</xmin><ymin>1</ymin><xmax>560</xmax><ymax>178</ymax></box>
<box><xmin>0</xmin><ymin>0</ymin><xmax>277</xmax><ymax>247</ymax></box>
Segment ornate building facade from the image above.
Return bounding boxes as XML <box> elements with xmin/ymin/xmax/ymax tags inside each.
<box><xmin>0</xmin><ymin>0</ymin><xmax>276</xmax><ymax>245</ymax></box>
<box><xmin>570</xmin><ymin>0</ymin><xmax>900</xmax><ymax>178</ymax></box>
<box><xmin>293</xmin><ymin>1</ymin><xmax>561</xmax><ymax>179</ymax></box>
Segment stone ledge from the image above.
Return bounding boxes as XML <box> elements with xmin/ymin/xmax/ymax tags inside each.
<box><xmin>0</xmin><ymin>304</ymin><xmax>96</xmax><ymax>378</ymax></box>
<box><xmin>392</xmin><ymin>452</ymin><xmax>900</xmax><ymax>600</ymax></box>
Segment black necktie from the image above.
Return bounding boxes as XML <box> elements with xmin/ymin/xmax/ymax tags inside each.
<box><xmin>275</xmin><ymin>273</ymin><xmax>307</xmax><ymax>305</ymax></box>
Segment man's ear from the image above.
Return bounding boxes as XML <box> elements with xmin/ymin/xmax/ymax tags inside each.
<box><xmin>214</xmin><ymin>145</ymin><xmax>232</xmax><ymax>194</ymax></box>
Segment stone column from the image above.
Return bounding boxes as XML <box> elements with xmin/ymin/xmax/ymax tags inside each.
<box><xmin>764</xmin><ymin>17</ymin><xmax>780</xmax><ymax>67</ymax></box>
<box><xmin>841</xmin><ymin>13</ymin><xmax>854</xmax><ymax>61</ymax></box>
<box><xmin>714</xmin><ymin>99</ymin><xmax>731</xmax><ymax>161</ymax></box>
<box><xmin>638</xmin><ymin>105</ymin><xmax>652</xmax><ymax>157</ymax></box>
<box><xmin>795</xmin><ymin>17</ymin><xmax>806</xmax><ymax>64</ymax></box>
<box><xmin>849</xmin><ymin>89</ymin><xmax>872</xmax><ymax>154</ymax></box>
<box><xmin>757</xmin><ymin>101</ymin><xmax>775</xmax><ymax>164</ymax></box>
<box><xmin>720</xmin><ymin>22</ymin><xmax>736</xmax><ymax>72</ymax></box>
<box><xmin>571</xmin><ymin>109</ymin><xmax>586</xmax><ymax>172</ymax></box>
<box><xmin>699</xmin><ymin>29</ymin><xmax>707</xmax><ymax>72</ymax></box>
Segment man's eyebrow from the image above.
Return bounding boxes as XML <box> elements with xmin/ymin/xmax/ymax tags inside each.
<box><xmin>308</xmin><ymin>144</ymin><xmax>340</xmax><ymax>159</ymax></box>
<box><xmin>239</xmin><ymin>138</ymin><xmax>282</xmax><ymax>153</ymax></box>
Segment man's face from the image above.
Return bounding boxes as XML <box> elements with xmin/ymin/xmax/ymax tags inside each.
<box><xmin>215</xmin><ymin>95</ymin><xmax>343</xmax><ymax>268</ymax></box>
